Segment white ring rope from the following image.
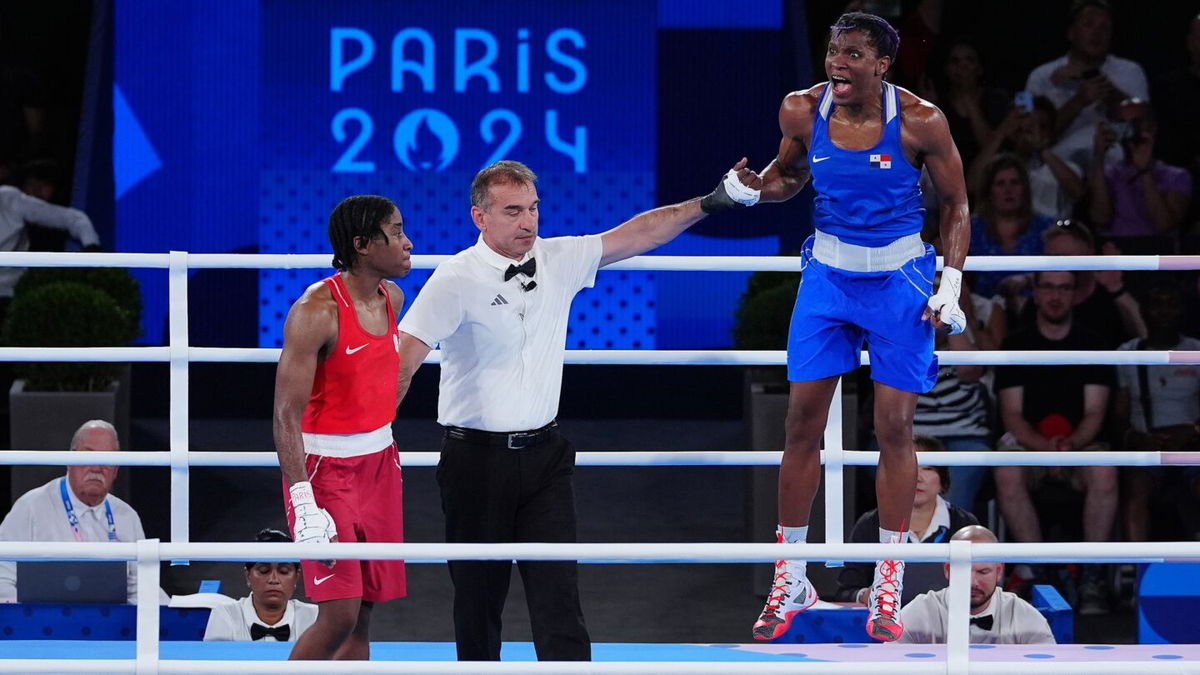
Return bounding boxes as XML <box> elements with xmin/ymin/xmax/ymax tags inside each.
<box><xmin>3</xmin><ymin>250</ymin><xmax>1199</xmax><ymax>673</ymax></box>
<box><xmin>3</xmin><ymin>540</ymin><xmax>1200</xmax><ymax>565</ymax></box>
<box><xmin>0</xmin><ymin>250</ymin><xmax>1197</xmax><ymax>272</ymax></box>
<box><xmin>0</xmin><ymin>450</ymin><xmax>1195</xmax><ymax>469</ymax></box>
<box><xmin>0</xmin><ymin>347</ymin><xmax>1197</xmax><ymax>366</ymax></box>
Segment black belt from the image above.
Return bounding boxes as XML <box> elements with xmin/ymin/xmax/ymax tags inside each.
<box><xmin>444</xmin><ymin>422</ymin><xmax>558</xmax><ymax>449</ymax></box>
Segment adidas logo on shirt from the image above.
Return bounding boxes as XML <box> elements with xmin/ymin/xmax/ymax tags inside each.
<box><xmin>491</xmin><ymin>294</ymin><xmax>509</xmax><ymax>306</ymax></box>
<box><xmin>869</xmin><ymin>153</ymin><xmax>892</xmax><ymax>169</ymax></box>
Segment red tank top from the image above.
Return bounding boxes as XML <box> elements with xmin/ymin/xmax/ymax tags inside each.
<box><xmin>300</xmin><ymin>274</ymin><xmax>399</xmax><ymax>434</ymax></box>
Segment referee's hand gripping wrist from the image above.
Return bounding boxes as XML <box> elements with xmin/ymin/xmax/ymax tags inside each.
<box><xmin>923</xmin><ymin>266</ymin><xmax>967</xmax><ymax>335</ymax></box>
<box><xmin>288</xmin><ymin>480</ymin><xmax>338</xmax><ymax>547</ymax></box>
<box><xmin>700</xmin><ymin>158</ymin><xmax>762</xmax><ymax>214</ymax></box>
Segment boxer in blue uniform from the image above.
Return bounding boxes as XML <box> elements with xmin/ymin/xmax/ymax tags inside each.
<box><xmin>701</xmin><ymin>12</ymin><xmax>970</xmax><ymax>642</ymax></box>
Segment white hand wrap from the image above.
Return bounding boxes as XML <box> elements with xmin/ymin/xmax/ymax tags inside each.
<box><xmin>927</xmin><ymin>266</ymin><xmax>967</xmax><ymax>335</ymax></box>
<box><xmin>721</xmin><ymin>169</ymin><xmax>760</xmax><ymax>206</ymax></box>
<box><xmin>288</xmin><ymin>481</ymin><xmax>337</xmax><ymax>545</ymax></box>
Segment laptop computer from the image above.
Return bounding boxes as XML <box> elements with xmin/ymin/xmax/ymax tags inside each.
<box><xmin>16</xmin><ymin>561</ymin><xmax>128</xmax><ymax>603</ymax></box>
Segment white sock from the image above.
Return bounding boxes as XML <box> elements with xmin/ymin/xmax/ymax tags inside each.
<box><xmin>779</xmin><ymin>525</ymin><xmax>808</xmax><ymax>544</ymax></box>
<box><xmin>778</xmin><ymin>525</ymin><xmax>808</xmax><ymax>580</ymax></box>
<box><xmin>879</xmin><ymin>527</ymin><xmax>904</xmax><ymax>544</ymax></box>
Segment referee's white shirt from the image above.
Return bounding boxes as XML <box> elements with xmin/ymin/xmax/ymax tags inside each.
<box><xmin>203</xmin><ymin>594</ymin><xmax>318</xmax><ymax>642</ymax></box>
<box><xmin>399</xmin><ymin>233</ymin><xmax>602</xmax><ymax>432</ymax></box>
<box><xmin>897</xmin><ymin>587</ymin><xmax>1056</xmax><ymax>644</ymax></box>
<box><xmin>0</xmin><ymin>476</ymin><xmax>149</xmax><ymax>603</ymax></box>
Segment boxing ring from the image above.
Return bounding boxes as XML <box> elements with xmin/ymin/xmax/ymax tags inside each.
<box><xmin>0</xmin><ymin>250</ymin><xmax>1198</xmax><ymax>673</ymax></box>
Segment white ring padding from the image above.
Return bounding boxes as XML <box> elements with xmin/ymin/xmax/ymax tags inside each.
<box><xmin>0</xmin><ymin>661</ymin><xmax>1027</xmax><ymax>674</ymax></box>
<box><xmin>0</xmin><ymin>250</ymin><xmax>1197</xmax><ymax>272</ymax></box>
<box><xmin>1</xmin><ymin>347</ymin><xmax>1197</xmax><ymax>367</ymax></box>
<box><xmin>0</xmin><ymin>659</ymin><xmax>1189</xmax><ymax>675</ymax></box>
<box><xmin>3</xmin><ymin>540</ymin><xmax>1200</xmax><ymax>564</ymax></box>
<box><xmin>1</xmin><ymin>450</ymin><xmax>1195</xmax><ymax>469</ymax></box>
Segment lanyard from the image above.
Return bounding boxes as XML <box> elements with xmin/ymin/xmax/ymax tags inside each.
<box><xmin>60</xmin><ymin>477</ymin><xmax>117</xmax><ymax>543</ymax></box>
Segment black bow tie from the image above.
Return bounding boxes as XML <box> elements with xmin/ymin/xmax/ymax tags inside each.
<box><xmin>970</xmin><ymin>615</ymin><xmax>994</xmax><ymax>631</ymax></box>
<box><xmin>504</xmin><ymin>258</ymin><xmax>536</xmax><ymax>281</ymax></box>
<box><xmin>250</xmin><ymin>623</ymin><xmax>291</xmax><ymax>641</ymax></box>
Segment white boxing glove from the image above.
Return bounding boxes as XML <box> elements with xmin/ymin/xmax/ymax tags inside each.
<box><xmin>288</xmin><ymin>481</ymin><xmax>338</xmax><ymax>545</ymax></box>
<box><xmin>927</xmin><ymin>266</ymin><xmax>967</xmax><ymax>335</ymax></box>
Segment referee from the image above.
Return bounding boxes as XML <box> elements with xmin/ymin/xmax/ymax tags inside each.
<box><xmin>397</xmin><ymin>159</ymin><xmax>759</xmax><ymax>661</ymax></box>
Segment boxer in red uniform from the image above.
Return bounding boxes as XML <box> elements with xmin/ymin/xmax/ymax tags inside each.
<box><xmin>273</xmin><ymin>195</ymin><xmax>412</xmax><ymax>660</ymax></box>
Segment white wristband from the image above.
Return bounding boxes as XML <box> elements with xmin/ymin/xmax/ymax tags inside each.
<box><xmin>939</xmin><ymin>266</ymin><xmax>962</xmax><ymax>297</ymax></box>
<box><xmin>722</xmin><ymin>169</ymin><xmax>760</xmax><ymax>206</ymax></box>
<box><xmin>289</xmin><ymin>481</ymin><xmax>316</xmax><ymax>508</ymax></box>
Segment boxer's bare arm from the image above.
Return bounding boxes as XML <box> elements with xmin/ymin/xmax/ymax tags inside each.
<box><xmin>273</xmin><ymin>284</ymin><xmax>337</xmax><ymax>486</ymax></box>
<box><xmin>902</xmin><ymin>92</ymin><xmax>969</xmax><ymax>271</ymax></box>
<box><xmin>759</xmin><ymin>89</ymin><xmax>820</xmax><ymax>203</ymax></box>
<box><xmin>396</xmin><ymin>332</ymin><xmax>432</xmax><ymax>408</ymax></box>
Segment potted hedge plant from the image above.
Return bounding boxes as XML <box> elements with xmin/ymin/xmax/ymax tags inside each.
<box><xmin>2</xmin><ymin>267</ymin><xmax>141</xmax><ymax>499</ymax></box>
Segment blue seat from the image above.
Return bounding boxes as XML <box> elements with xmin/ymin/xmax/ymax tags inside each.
<box><xmin>1031</xmin><ymin>583</ymin><xmax>1073</xmax><ymax>644</ymax></box>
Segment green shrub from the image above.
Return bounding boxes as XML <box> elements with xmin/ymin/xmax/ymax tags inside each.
<box><xmin>732</xmin><ymin>274</ymin><xmax>800</xmax><ymax>350</ymax></box>
<box><xmin>14</xmin><ymin>267</ymin><xmax>142</xmax><ymax>342</ymax></box>
<box><xmin>1</xmin><ymin>281</ymin><xmax>133</xmax><ymax>391</ymax></box>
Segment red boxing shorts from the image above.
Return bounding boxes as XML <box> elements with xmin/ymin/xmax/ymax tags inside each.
<box><xmin>283</xmin><ymin>442</ymin><xmax>407</xmax><ymax>603</ymax></box>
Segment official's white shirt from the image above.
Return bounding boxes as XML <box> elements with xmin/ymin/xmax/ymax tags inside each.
<box><xmin>909</xmin><ymin>496</ymin><xmax>952</xmax><ymax>543</ymax></box>
<box><xmin>0</xmin><ymin>477</ymin><xmax>153</xmax><ymax>603</ymax></box>
<box><xmin>1028</xmin><ymin>156</ymin><xmax>1083</xmax><ymax>220</ymax></box>
<box><xmin>203</xmin><ymin>594</ymin><xmax>318</xmax><ymax>642</ymax></box>
<box><xmin>1117</xmin><ymin>336</ymin><xmax>1200</xmax><ymax>431</ymax></box>
<box><xmin>0</xmin><ymin>185</ymin><xmax>100</xmax><ymax>297</ymax></box>
<box><xmin>898</xmin><ymin>587</ymin><xmax>1056</xmax><ymax>644</ymax></box>
<box><xmin>1025</xmin><ymin>54</ymin><xmax>1149</xmax><ymax>172</ymax></box>
<box><xmin>399</xmin><ymin>234</ymin><xmax>603</xmax><ymax>431</ymax></box>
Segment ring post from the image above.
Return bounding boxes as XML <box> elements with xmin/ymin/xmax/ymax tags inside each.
<box><xmin>168</xmin><ymin>252</ymin><xmax>190</xmax><ymax>558</ymax></box>
<box><xmin>946</xmin><ymin>538</ymin><xmax>972</xmax><ymax>673</ymax></box>
<box><xmin>824</xmin><ymin>378</ymin><xmax>845</xmax><ymax>567</ymax></box>
<box><xmin>136</xmin><ymin>538</ymin><xmax>161</xmax><ymax>675</ymax></box>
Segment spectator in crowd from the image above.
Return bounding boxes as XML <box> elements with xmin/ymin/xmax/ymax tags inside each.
<box><xmin>0</xmin><ymin>160</ymin><xmax>99</xmax><ymax>318</ymax></box>
<box><xmin>969</xmin><ymin>96</ymin><xmax>1085</xmax><ymax>221</ymax></box>
<box><xmin>1114</xmin><ymin>282</ymin><xmax>1200</xmax><ymax>542</ymax></box>
<box><xmin>1152</xmin><ymin>13</ymin><xmax>1200</xmax><ymax>235</ymax></box>
<box><xmin>0</xmin><ymin>420</ymin><xmax>164</xmax><ymax>604</ymax></box>
<box><xmin>16</xmin><ymin>159</ymin><xmax>79</xmax><ymax>253</ymax></box>
<box><xmin>898</xmin><ymin>525</ymin><xmax>1056</xmax><ymax>644</ymax></box>
<box><xmin>993</xmin><ymin>270</ymin><xmax>1117</xmax><ymax>613</ymax></box>
<box><xmin>1025</xmin><ymin>0</ymin><xmax>1149</xmax><ymax>172</ymax></box>
<box><xmin>836</xmin><ymin>437</ymin><xmax>979</xmax><ymax>607</ymax></box>
<box><xmin>913</xmin><ymin>302</ymin><xmax>996</xmax><ymax>511</ymax></box>
<box><xmin>967</xmin><ymin>154</ymin><xmax>1056</xmax><ymax>301</ymax></box>
<box><xmin>1089</xmin><ymin>99</ymin><xmax>1192</xmax><ymax>251</ymax></box>
<box><xmin>203</xmin><ymin>529</ymin><xmax>319</xmax><ymax>643</ymax></box>
<box><xmin>895</xmin><ymin>0</ymin><xmax>945</xmax><ymax>90</ymax></box>
<box><xmin>920</xmin><ymin>38</ymin><xmax>1010</xmax><ymax>174</ymax></box>
<box><xmin>1030</xmin><ymin>222</ymin><xmax>1146</xmax><ymax>348</ymax></box>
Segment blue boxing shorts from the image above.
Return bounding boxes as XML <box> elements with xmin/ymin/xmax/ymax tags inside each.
<box><xmin>786</xmin><ymin>234</ymin><xmax>938</xmax><ymax>393</ymax></box>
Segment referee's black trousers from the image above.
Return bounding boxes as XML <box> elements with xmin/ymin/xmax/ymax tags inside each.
<box><xmin>437</xmin><ymin>430</ymin><xmax>591</xmax><ymax>661</ymax></box>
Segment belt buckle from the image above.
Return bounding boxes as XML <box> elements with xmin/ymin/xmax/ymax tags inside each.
<box><xmin>507</xmin><ymin>433</ymin><xmax>522</xmax><ymax>450</ymax></box>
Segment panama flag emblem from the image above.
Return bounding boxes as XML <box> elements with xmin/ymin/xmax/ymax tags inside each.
<box><xmin>870</xmin><ymin>153</ymin><xmax>892</xmax><ymax>169</ymax></box>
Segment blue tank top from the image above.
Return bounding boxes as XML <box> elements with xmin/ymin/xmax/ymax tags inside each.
<box><xmin>809</xmin><ymin>81</ymin><xmax>925</xmax><ymax>246</ymax></box>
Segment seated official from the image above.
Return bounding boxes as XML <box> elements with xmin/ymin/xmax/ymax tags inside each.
<box><xmin>0</xmin><ymin>420</ymin><xmax>164</xmax><ymax>603</ymax></box>
<box><xmin>203</xmin><ymin>529</ymin><xmax>317</xmax><ymax>642</ymax></box>
<box><xmin>899</xmin><ymin>525</ymin><xmax>1055</xmax><ymax>644</ymax></box>
<box><xmin>836</xmin><ymin>437</ymin><xmax>979</xmax><ymax>606</ymax></box>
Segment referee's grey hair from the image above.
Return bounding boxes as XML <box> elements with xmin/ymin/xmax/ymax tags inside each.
<box><xmin>471</xmin><ymin>160</ymin><xmax>538</xmax><ymax>210</ymax></box>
